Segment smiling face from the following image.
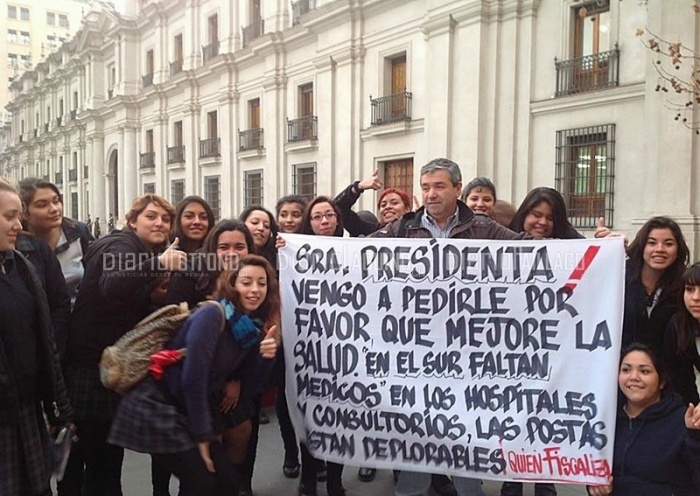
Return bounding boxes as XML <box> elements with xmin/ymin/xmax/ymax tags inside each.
<box><xmin>24</xmin><ymin>187</ymin><xmax>63</xmax><ymax>232</ymax></box>
<box><xmin>0</xmin><ymin>191</ymin><xmax>23</xmax><ymax>251</ymax></box>
<box><xmin>130</xmin><ymin>202</ymin><xmax>172</xmax><ymax>249</ymax></box>
<box><xmin>378</xmin><ymin>193</ymin><xmax>408</xmax><ymax>225</ymax></box>
<box><xmin>179</xmin><ymin>202</ymin><xmax>210</xmax><ymax>242</ymax></box>
<box><xmin>619</xmin><ymin>350</ymin><xmax>663</xmax><ymax>414</ymax></box>
<box><xmin>235</xmin><ymin>264</ymin><xmax>268</xmax><ymax>313</ymax></box>
<box><xmin>216</xmin><ymin>230</ymin><xmax>250</xmax><ymax>271</ymax></box>
<box><xmin>245</xmin><ymin>210</ymin><xmax>272</xmax><ymax>248</ymax></box>
<box><xmin>309</xmin><ymin>201</ymin><xmax>338</xmax><ymax>236</ymax></box>
<box><xmin>465</xmin><ymin>187</ymin><xmax>495</xmax><ymax>217</ymax></box>
<box><xmin>642</xmin><ymin>228</ymin><xmax>678</xmax><ymax>273</ymax></box>
<box><xmin>277</xmin><ymin>202</ymin><xmax>304</xmax><ymax>234</ymax></box>
<box><xmin>421</xmin><ymin>170</ymin><xmax>461</xmax><ymax>224</ymax></box>
<box><xmin>523</xmin><ymin>200</ymin><xmax>554</xmax><ymax>238</ymax></box>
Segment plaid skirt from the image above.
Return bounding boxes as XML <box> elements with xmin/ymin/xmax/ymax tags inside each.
<box><xmin>64</xmin><ymin>364</ymin><xmax>121</xmax><ymax>423</ymax></box>
<box><xmin>0</xmin><ymin>400</ymin><xmax>52</xmax><ymax>496</ymax></box>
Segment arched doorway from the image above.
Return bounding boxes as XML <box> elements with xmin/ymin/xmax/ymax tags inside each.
<box><xmin>108</xmin><ymin>148</ymin><xmax>119</xmax><ymax>219</ymax></box>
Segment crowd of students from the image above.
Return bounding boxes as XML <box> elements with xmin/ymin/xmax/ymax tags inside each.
<box><xmin>1</xmin><ymin>156</ymin><xmax>700</xmax><ymax>496</ymax></box>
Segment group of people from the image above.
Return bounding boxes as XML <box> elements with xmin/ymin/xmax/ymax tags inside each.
<box><xmin>1</xmin><ymin>156</ymin><xmax>700</xmax><ymax>496</ymax></box>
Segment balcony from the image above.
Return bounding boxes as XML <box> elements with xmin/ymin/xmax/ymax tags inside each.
<box><xmin>69</xmin><ymin>168</ymin><xmax>77</xmax><ymax>182</ymax></box>
<box><xmin>43</xmin><ymin>123</ymin><xmax>49</xmax><ymax>133</ymax></box>
<box><xmin>199</xmin><ymin>137</ymin><xmax>220</xmax><ymax>158</ymax></box>
<box><xmin>202</xmin><ymin>41</ymin><xmax>220</xmax><ymax>63</ymax></box>
<box><xmin>170</xmin><ymin>59</ymin><xmax>183</xmax><ymax>76</ymax></box>
<box><xmin>139</xmin><ymin>151</ymin><xmax>155</xmax><ymax>169</ymax></box>
<box><xmin>18</xmin><ymin>134</ymin><xmax>23</xmax><ymax>143</ymax></box>
<box><xmin>33</xmin><ymin>128</ymin><xmax>37</xmax><ymax>138</ymax></box>
<box><xmin>55</xmin><ymin>172</ymin><xmax>63</xmax><ymax>184</ymax></box>
<box><xmin>287</xmin><ymin>116</ymin><xmax>317</xmax><ymax>142</ymax></box>
<box><xmin>70</xmin><ymin>109</ymin><xmax>77</xmax><ymax>120</ymax></box>
<box><xmin>56</xmin><ymin>116</ymin><xmax>62</xmax><ymax>128</ymax></box>
<box><xmin>242</xmin><ymin>20</ymin><xmax>264</xmax><ymax>47</ymax></box>
<box><xmin>167</xmin><ymin>145</ymin><xmax>185</xmax><ymax>164</ymax></box>
<box><xmin>555</xmin><ymin>45</ymin><xmax>620</xmax><ymax>97</ymax></box>
<box><xmin>239</xmin><ymin>128</ymin><xmax>264</xmax><ymax>151</ymax></box>
<box><xmin>370</xmin><ymin>91</ymin><xmax>412</xmax><ymax>126</ymax></box>
<box><xmin>142</xmin><ymin>72</ymin><xmax>154</xmax><ymax>88</ymax></box>
<box><xmin>292</xmin><ymin>0</ymin><xmax>315</xmax><ymax>25</ymax></box>
<box><xmin>107</xmin><ymin>88</ymin><xmax>114</xmax><ymax>99</ymax></box>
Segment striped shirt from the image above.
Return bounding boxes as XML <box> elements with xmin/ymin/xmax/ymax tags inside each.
<box><xmin>420</xmin><ymin>208</ymin><xmax>460</xmax><ymax>239</ymax></box>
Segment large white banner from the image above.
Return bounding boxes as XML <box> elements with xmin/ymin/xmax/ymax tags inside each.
<box><xmin>279</xmin><ymin>234</ymin><xmax>625</xmax><ymax>485</ymax></box>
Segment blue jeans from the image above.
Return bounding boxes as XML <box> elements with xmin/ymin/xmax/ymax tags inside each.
<box><xmin>395</xmin><ymin>471</ymin><xmax>485</xmax><ymax>496</ymax></box>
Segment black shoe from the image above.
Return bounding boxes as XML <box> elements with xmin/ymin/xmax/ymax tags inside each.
<box><xmin>501</xmin><ymin>481</ymin><xmax>523</xmax><ymax>496</ymax></box>
<box><xmin>298</xmin><ymin>483</ymin><xmax>317</xmax><ymax>496</ymax></box>
<box><xmin>327</xmin><ymin>486</ymin><xmax>346</xmax><ymax>496</ymax></box>
<box><xmin>358</xmin><ymin>467</ymin><xmax>376</xmax><ymax>482</ymax></box>
<box><xmin>259</xmin><ymin>411</ymin><xmax>270</xmax><ymax>424</ymax></box>
<box><xmin>283</xmin><ymin>461</ymin><xmax>300</xmax><ymax>479</ymax></box>
<box><xmin>316</xmin><ymin>461</ymin><xmax>327</xmax><ymax>482</ymax></box>
<box><xmin>534</xmin><ymin>483</ymin><xmax>557</xmax><ymax>496</ymax></box>
<box><xmin>431</xmin><ymin>474</ymin><xmax>457</xmax><ymax>496</ymax></box>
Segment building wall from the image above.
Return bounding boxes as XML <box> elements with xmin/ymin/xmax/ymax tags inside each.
<box><xmin>1</xmin><ymin>0</ymin><xmax>699</xmax><ymax>256</ymax></box>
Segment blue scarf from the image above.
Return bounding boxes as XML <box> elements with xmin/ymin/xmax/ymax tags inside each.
<box><xmin>218</xmin><ymin>298</ymin><xmax>263</xmax><ymax>350</ymax></box>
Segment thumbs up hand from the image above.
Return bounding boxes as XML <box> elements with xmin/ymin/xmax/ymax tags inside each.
<box><xmin>158</xmin><ymin>237</ymin><xmax>187</xmax><ymax>272</ymax></box>
<box><xmin>594</xmin><ymin>217</ymin><xmax>611</xmax><ymax>239</ymax></box>
<box><xmin>358</xmin><ymin>168</ymin><xmax>383</xmax><ymax>191</ymax></box>
<box><xmin>259</xmin><ymin>325</ymin><xmax>278</xmax><ymax>359</ymax></box>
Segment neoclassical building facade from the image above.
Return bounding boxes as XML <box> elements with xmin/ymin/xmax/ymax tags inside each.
<box><xmin>1</xmin><ymin>0</ymin><xmax>698</xmax><ymax>254</ymax></box>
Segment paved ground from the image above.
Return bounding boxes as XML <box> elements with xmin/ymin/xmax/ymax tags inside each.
<box><xmin>113</xmin><ymin>407</ymin><xmax>588</xmax><ymax>496</ymax></box>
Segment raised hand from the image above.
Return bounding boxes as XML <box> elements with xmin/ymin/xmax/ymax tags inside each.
<box><xmin>259</xmin><ymin>325</ymin><xmax>278</xmax><ymax>359</ymax></box>
<box><xmin>685</xmin><ymin>403</ymin><xmax>700</xmax><ymax>429</ymax></box>
<box><xmin>594</xmin><ymin>217</ymin><xmax>611</xmax><ymax>239</ymax></box>
<box><xmin>358</xmin><ymin>168</ymin><xmax>383</xmax><ymax>191</ymax></box>
<box><xmin>158</xmin><ymin>237</ymin><xmax>187</xmax><ymax>272</ymax></box>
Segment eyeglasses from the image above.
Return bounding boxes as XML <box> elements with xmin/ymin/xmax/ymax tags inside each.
<box><xmin>310</xmin><ymin>212</ymin><xmax>337</xmax><ymax>222</ymax></box>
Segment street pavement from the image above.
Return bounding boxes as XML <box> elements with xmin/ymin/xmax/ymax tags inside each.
<box><xmin>115</xmin><ymin>407</ymin><xmax>588</xmax><ymax>496</ymax></box>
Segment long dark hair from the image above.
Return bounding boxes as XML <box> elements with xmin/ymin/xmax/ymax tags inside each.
<box><xmin>18</xmin><ymin>177</ymin><xmax>76</xmax><ymax>230</ymax></box>
<box><xmin>239</xmin><ymin>205</ymin><xmax>279</xmax><ymax>267</ymax></box>
<box><xmin>214</xmin><ymin>254</ymin><xmax>281</xmax><ymax>330</ymax></box>
<box><xmin>672</xmin><ymin>263</ymin><xmax>700</xmax><ymax>355</ymax></box>
<box><xmin>626</xmin><ymin>216</ymin><xmax>689</xmax><ymax>293</ymax></box>
<box><xmin>508</xmin><ymin>187</ymin><xmax>580</xmax><ymax>239</ymax></box>
<box><xmin>300</xmin><ymin>196</ymin><xmax>344</xmax><ymax>237</ymax></box>
<box><xmin>172</xmin><ymin>196</ymin><xmax>215</xmax><ymax>253</ymax></box>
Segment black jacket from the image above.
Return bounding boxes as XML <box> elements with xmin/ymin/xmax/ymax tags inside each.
<box><xmin>333</xmin><ymin>182</ymin><xmax>380</xmax><ymax>237</ymax></box>
<box><xmin>16</xmin><ymin>233</ymin><xmax>71</xmax><ymax>354</ymax></box>
<box><xmin>65</xmin><ymin>230</ymin><xmax>167</xmax><ymax>366</ymax></box>
<box><xmin>0</xmin><ymin>250</ymin><xmax>72</xmax><ymax>426</ymax></box>
<box><xmin>664</xmin><ymin>316</ymin><xmax>700</xmax><ymax>405</ymax></box>
<box><xmin>608</xmin><ymin>393</ymin><xmax>700</xmax><ymax>495</ymax></box>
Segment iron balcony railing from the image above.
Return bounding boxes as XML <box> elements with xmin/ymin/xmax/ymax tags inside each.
<box><xmin>70</xmin><ymin>109</ymin><xmax>77</xmax><ymax>120</ymax></box>
<box><xmin>199</xmin><ymin>137</ymin><xmax>221</xmax><ymax>158</ymax></box>
<box><xmin>287</xmin><ymin>116</ymin><xmax>317</xmax><ymax>142</ymax></box>
<box><xmin>69</xmin><ymin>168</ymin><xmax>77</xmax><ymax>182</ymax></box>
<box><xmin>555</xmin><ymin>45</ymin><xmax>620</xmax><ymax>97</ymax></box>
<box><xmin>33</xmin><ymin>128</ymin><xmax>37</xmax><ymax>137</ymax></box>
<box><xmin>56</xmin><ymin>116</ymin><xmax>62</xmax><ymax>127</ymax></box>
<box><xmin>18</xmin><ymin>134</ymin><xmax>23</xmax><ymax>143</ymax></box>
<box><xmin>43</xmin><ymin>123</ymin><xmax>49</xmax><ymax>133</ymax></box>
<box><xmin>370</xmin><ymin>91</ymin><xmax>412</xmax><ymax>126</ymax></box>
<box><xmin>142</xmin><ymin>72</ymin><xmax>154</xmax><ymax>88</ymax></box>
<box><xmin>242</xmin><ymin>20</ymin><xmax>264</xmax><ymax>47</ymax></box>
<box><xmin>239</xmin><ymin>128</ymin><xmax>264</xmax><ymax>151</ymax></box>
<box><xmin>139</xmin><ymin>151</ymin><xmax>155</xmax><ymax>169</ymax></box>
<box><xmin>107</xmin><ymin>88</ymin><xmax>114</xmax><ymax>99</ymax></box>
<box><xmin>167</xmin><ymin>145</ymin><xmax>185</xmax><ymax>164</ymax></box>
<box><xmin>170</xmin><ymin>59</ymin><xmax>183</xmax><ymax>76</ymax></box>
<box><xmin>291</xmin><ymin>0</ymin><xmax>315</xmax><ymax>25</ymax></box>
<box><xmin>202</xmin><ymin>41</ymin><xmax>220</xmax><ymax>63</ymax></box>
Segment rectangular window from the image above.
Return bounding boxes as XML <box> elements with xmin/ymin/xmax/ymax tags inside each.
<box><xmin>299</xmin><ymin>83</ymin><xmax>313</xmax><ymax>117</ymax></box>
<box><xmin>573</xmin><ymin>1</ymin><xmax>610</xmax><ymax>59</ymax></box>
<box><xmin>249</xmin><ymin>98</ymin><xmax>260</xmax><ymax>129</ymax></box>
<box><xmin>47</xmin><ymin>11</ymin><xmax>55</xmax><ymax>25</ymax></box>
<box><xmin>20</xmin><ymin>55</ymin><xmax>30</xmax><ymax>68</ymax></box>
<box><xmin>555</xmin><ymin>124</ymin><xmax>615</xmax><ymax>228</ymax></box>
<box><xmin>174</xmin><ymin>120</ymin><xmax>183</xmax><ymax>146</ymax></box>
<box><xmin>20</xmin><ymin>7</ymin><xmax>28</xmax><ymax>20</ymax></box>
<box><xmin>20</xmin><ymin>31</ymin><xmax>29</xmax><ymax>44</ymax></box>
<box><xmin>204</xmin><ymin>176</ymin><xmax>221</xmax><ymax>221</ymax></box>
<box><xmin>174</xmin><ymin>33</ymin><xmax>183</xmax><ymax>61</ymax></box>
<box><xmin>383</xmin><ymin>158</ymin><xmax>414</xmax><ymax>201</ymax></box>
<box><xmin>8</xmin><ymin>54</ymin><xmax>17</xmax><ymax>66</ymax></box>
<box><xmin>207</xmin><ymin>110</ymin><xmax>218</xmax><ymax>138</ymax></box>
<box><xmin>7</xmin><ymin>5</ymin><xmax>16</xmax><ymax>19</ymax></box>
<box><xmin>145</xmin><ymin>49</ymin><xmax>154</xmax><ymax>74</ymax></box>
<box><xmin>171</xmin><ymin>179</ymin><xmax>185</xmax><ymax>206</ymax></box>
<box><xmin>58</xmin><ymin>14</ymin><xmax>68</xmax><ymax>28</ymax></box>
<box><xmin>292</xmin><ymin>162</ymin><xmax>316</xmax><ymax>201</ymax></box>
<box><xmin>145</xmin><ymin>129</ymin><xmax>154</xmax><ymax>152</ymax></box>
<box><xmin>244</xmin><ymin>169</ymin><xmax>263</xmax><ymax>207</ymax></box>
<box><xmin>73</xmin><ymin>91</ymin><xmax>78</xmax><ymax>109</ymax></box>
<box><xmin>144</xmin><ymin>182</ymin><xmax>156</xmax><ymax>194</ymax></box>
<box><xmin>208</xmin><ymin>14</ymin><xmax>218</xmax><ymax>44</ymax></box>
<box><xmin>70</xmin><ymin>192</ymin><xmax>78</xmax><ymax>219</ymax></box>
<box><xmin>7</xmin><ymin>30</ymin><xmax>17</xmax><ymax>44</ymax></box>
<box><xmin>72</xmin><ymin>151</ymin><xmax>78</xmax><ymax>168</ymax></box>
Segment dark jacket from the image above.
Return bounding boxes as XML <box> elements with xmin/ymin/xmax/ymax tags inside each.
<box><xmin>608</xmin><ymin>393</ymin><xmax>700</xmax><ymax>495</ymax></box>
<box><xmin>664</xmin><ymin>316</ymin><xmax>700</xmax><ymax>405</ymax></box>
<box><xmin>58</xmin><ymin>219</ymin><xmax>93</xmax><ymax>259</ymax></box>
<box><xmin>66</xmin><ymin>229</ymin><xmax>167</xmax><ymax>367</ymax></box>
<box><xmin>165</xmin><ymin>253</ymin><xmax>211</xmax><ymax>309</ymax></box>
<box><xmin>621</xmin><ymin>265</ymin><xmax>678</xmax><ymax>354</ymax></box>
<box><xmin>16</xmin><ymin>233</ymin><xmax>71</xmax><ymax>354</ymax></box>
<box><xmin>0</xmin><ymin>250</ymin><xmax>72</xmax><ymax>426</ymax></box>
<box><xmin>368</xmin><ymin>201</ymin><xmax>529</xmax><ymax>240</ymax></box>
<box><xmin>333</xmin><ymin>182</ymin><xmax>380</xmax><ymax>237</ymax></box>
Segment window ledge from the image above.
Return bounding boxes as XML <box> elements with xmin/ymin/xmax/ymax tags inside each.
<box><xmin>360</xmin><ymin>118</ymin><xmax>424</xmax><ymax>141</ymax></box>
<box><xmin>198</xmin><ymin>156</ymin><xmax>221</xmax><ymax>167</ymax></box>
<box><xmin>167</xmin><ymin>161</ymin><xmax>186</xmax><ymax>171</ymax></box>
<box><xmin>238</xmin><ymin>147</ymin><xmax>266</xmax><ymax>160</ymax></box>
<box><xmin>139</xmin><ymin>168</ymin><xmax>155</xmax><ymax>176</ymax></box>
<box><xmin>284</xmin><ymin>140</ymin><xmax>318</xmax><ymax>153</ymax></box>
